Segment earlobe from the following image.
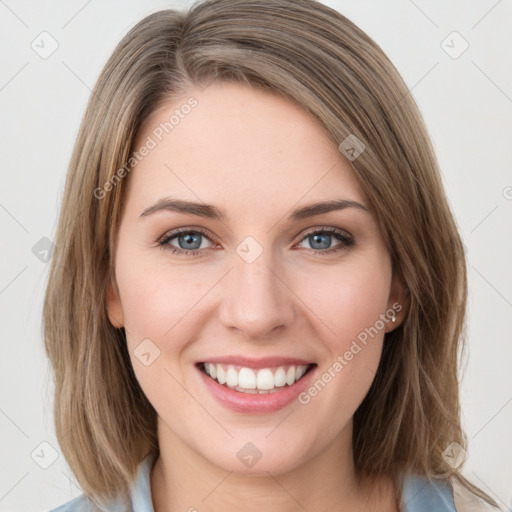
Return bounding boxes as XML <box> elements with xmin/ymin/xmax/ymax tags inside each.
<box><xmin>385</xmin><ymin>271</ymin><xmax>409</xmax><ymax>333</ymax></box>
<box><xmin>106</xmin><ymin>278</ymin><xmax>124</xmax><ymax>328</ymax></box>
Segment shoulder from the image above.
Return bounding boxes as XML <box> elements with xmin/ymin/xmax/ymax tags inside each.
<box><xmin>47</xmin><ymin>493</ymin><xmax>95</xmax><ymax>512</ymax></box>
<box><xmin>400</xmin><ymin>473</ymin><xmax>498</xmax><ymax>512</ymax></box>
<box><xmin>47</xmin><ymin>492</ymin><xmax>127</xmax><ymax>512</ymax></box>
<box><xmin>450</xmin><ymin>477</ymin><xmax>498</xmax><ymax>512</ymax></box>
<box><xmin>47</xmin><ymin>453</ymin><xmax>157</xmax><ymax>512</ymax></box>
<box><xmin>401</xmin><ymin>473</ymin><xmax>457</xmax><ymax>511</ymax></box>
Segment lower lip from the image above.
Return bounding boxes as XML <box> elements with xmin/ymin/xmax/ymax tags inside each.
<box><xmin>197</xmin><ymin>364</ymin><xmax>317</xmax><ymax>414</ymax></box>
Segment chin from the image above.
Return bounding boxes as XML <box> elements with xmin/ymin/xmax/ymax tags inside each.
<box><xmin>195</xmin><ymin>433</ymin><xmax>314</xmax><ymax>476</ymax></box>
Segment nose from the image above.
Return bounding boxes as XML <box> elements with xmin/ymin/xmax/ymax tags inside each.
<box><xmin>218</xmin><ymin>247</ymin><xmax>295</xmax><ymax>340</ymax></box>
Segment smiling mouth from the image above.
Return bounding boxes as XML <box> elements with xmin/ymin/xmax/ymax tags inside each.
<box><xmin>197</xmin><ymin>362</ymin><xmax>316</xmax><ymax>394</ymax></box>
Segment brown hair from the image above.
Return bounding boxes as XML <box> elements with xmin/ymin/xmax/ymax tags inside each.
<box><xmin>43</xmin><ymin>0</ymin><xmax>498</xmax><ymax>508</ymax></box>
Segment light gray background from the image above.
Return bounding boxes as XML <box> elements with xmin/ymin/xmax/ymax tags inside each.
<box><xmin>1</xmin><ymin>1</ymin><xmax>511</xmax><ymax>510</ymax></box>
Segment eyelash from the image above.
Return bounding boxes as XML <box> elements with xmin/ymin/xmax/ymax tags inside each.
<box><xmin>157</xmin><ymin>226</ymin><xmax>355</xmax><ymax>257</ymax></box>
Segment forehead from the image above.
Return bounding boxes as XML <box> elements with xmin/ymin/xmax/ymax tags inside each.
<box><xmin>126</xmin><ymin>82</ymin><xmax>366</xmax><ymax>214</ymax></box>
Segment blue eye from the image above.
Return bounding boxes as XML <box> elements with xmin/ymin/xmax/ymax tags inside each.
<box><xmin>158</xmin><ymin>227</ymin><xmax>354</xmax><ymax>256</ymax></box>
<box><xmin>297</xmin><ymin>228</ymin><xmax>354</xmax><ymax>254</ymax></box>
<box><xmin>159</xmin><ymin>228</ymin><xmax>213</xmax><ymax>256</ymax></box>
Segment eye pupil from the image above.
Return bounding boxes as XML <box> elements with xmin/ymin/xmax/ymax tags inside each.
<box><xmin>310</xmin><ymin>233</ymin><xmax>331</xmax><ymax>250</ymax></box>
<box><xmin>179</xmin><ymin>232</ymin><xmax>201</xmax><ymax>249</ymax></box>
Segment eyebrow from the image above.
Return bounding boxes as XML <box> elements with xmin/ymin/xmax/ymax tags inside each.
<box><xmin>139</xmin><ymin>197</ymin><xmax>369</xmax><ymax>222</ymax></box>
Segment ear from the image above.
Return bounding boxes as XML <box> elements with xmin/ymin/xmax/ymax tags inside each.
<box><xmin>106</xmin><ymin>277</ymin><xmax>124</xmax><ymax>328</ymax></box>
<box><xmin>384</xmin><ymin>269</ymin><xmax>409</xmax><ymax>333</ymax></box>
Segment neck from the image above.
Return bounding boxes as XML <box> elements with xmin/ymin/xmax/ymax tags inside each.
<box><xmin>150</xmin><ymin>417</ymin><xmax>396</xmax><ymax>512</ymax></box>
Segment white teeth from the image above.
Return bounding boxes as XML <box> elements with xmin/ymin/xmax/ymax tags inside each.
<box><xmin>226</xmin><ymin>366</ymin><xmax>238</xmax><ymax>387</ymax></box>
<box><xmin>238</xmin><ymin>367</ymin><xmax>256</xmax><ymax>389</ymax></box>
<box><xmin>285</xmin><ymin>366</ymin><xmax>296</xmax><ymax>385</ymax></box>
<box><xmin>202</xmin><ymin>363</ymin><xmax>312</xmax><ymax>392</ymax></box>
<box><xmin>256</xmin><ymin>369</ymin><xmax>274</xmax><ymax>390</ymax></box>
<box><xmin>274</xmin><ymin>367</ymin><xmax>286</xmax><ymax>387</ymax></box>
<box><xmin>216</xmin><ymin>365</ymin><xmax>226</xmax><ymax>385</ymax></box>
<box><xmin>296</xmin><ymin>365</ymin><xmax>308</xmax><ymax>380</ymax></box>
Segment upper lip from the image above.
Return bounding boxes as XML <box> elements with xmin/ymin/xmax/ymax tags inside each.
<box><xmin>198</xmin><ymin>355</ymin><xmax>315</xmax><ymax>369</ymax></box>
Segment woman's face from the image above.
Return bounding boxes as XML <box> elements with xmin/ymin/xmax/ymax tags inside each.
<box><xmin>107</xmin><ymin>81</ymin><xmax>402</xmax><ymax>475</ymax></box>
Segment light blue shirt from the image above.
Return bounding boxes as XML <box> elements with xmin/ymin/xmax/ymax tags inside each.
<box><xmin>48</xmin><ymin>453</ymin><xmax>457</xmax><ymax>511</ymax></box>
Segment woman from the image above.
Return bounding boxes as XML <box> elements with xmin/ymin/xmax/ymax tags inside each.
<box><xmin>44</xmin><ymin>0</ymin><xmax>499</xmax><ymax>510</ymax></box>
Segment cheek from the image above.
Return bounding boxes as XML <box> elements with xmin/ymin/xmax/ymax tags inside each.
<box><xmin>293</xmin><ymin>258</ymin><xmax>391</xmax><ymax>424</ymax></box>
<box><xmin>294</xmin><ymin>253</ymin><xmax>392</xmax><ymax>348</ymax></box>
<box><xmin>292</xmin><ymin>253</ymin><xmax>391</xmax><ymax>412</ymax></box>
<box><xmin>116</xmin><ymin>247</ymin><xmax>207</xmax><ymax>346</ymax></box>
<box><xmin>115</xmin><ymin>251</ymin><xmax>210</xmax><ymax>412</ymax></box>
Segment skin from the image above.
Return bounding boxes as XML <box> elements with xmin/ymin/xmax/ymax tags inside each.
<box><xmin>106</xmin><ymin>81</ymin><xmax>406</xmax><ymax>512</ymax></box>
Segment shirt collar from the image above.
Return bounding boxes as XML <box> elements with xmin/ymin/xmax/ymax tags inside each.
<box><xmin>400</xmin><ymin>471</ymin><xmax>456</xmax><ymax>511</ymax></box>
<box><xmin>127</xmin><ymin>452</ymin><xmax>158</xmax><ymax>512</ymax></box>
